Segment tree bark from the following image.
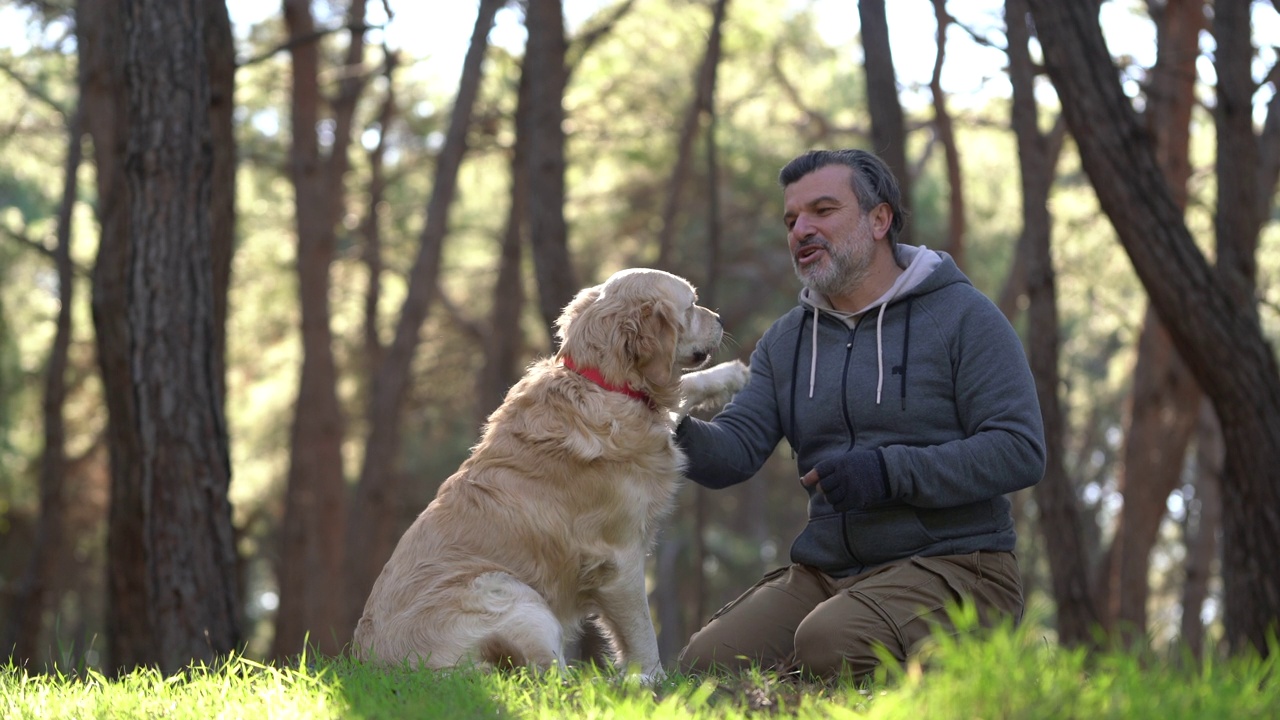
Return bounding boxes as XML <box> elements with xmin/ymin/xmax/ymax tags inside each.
<box><xmin>274</xmin><ymin>0</ymin><xmax>370</xmax><ymax>659</ymax></box>
<box><xmin>1100</xmin><ymin>0</ymin><xmax>1203</xmax><ymax>646</ymax></box>
<box><xmin>1027</xmin><ymin>0</ymin><xmax>1280</xmax><ymax>656</ymax></box>
<box><xmin>858</xmin><ymin>0</ymin><xmax>913</xmax><ymax>246</ymax></box>
<box><xmin>525</xmin><ymin>0</ymin><xmax>577</xmax><ymax>343</ymax></box>
<box><xmin>102</xmin><ymin>0</ymin><xmax>241</xmax><ymax>673</ymax></box>
<box><xmin>344</xmin><ymin>0</ymin><xmax>502</xmax><ymax>637</ymax></box>
<box><xmin>207</xmin><ymin>0</ymin><xmax>235</xmax><ymax>395</ymax></box>
<box><xmin>1007</xmin><ymin>0</ymin><xmax>1101</xmax><ymax>646</ymax></box>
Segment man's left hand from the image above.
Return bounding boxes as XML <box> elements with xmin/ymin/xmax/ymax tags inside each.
<box><xmin>800</xmin><ymin>449</ymin><xmax>890</xmax><ymax>512</ymax></box>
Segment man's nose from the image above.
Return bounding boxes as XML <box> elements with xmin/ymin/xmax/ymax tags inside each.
<box><xmin>791</xmin><ymin>213</ymin><xmax>815</xmax><ymax>240</ymax></box>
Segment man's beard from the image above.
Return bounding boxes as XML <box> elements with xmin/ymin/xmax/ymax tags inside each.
<box><xmin>793</xmin><ymin>234</ymin><xmax>873</xmax><ymax>300</ymax></box>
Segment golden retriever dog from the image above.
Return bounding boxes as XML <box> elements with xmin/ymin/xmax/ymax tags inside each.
<box><xmin>353</xmin><ymin>268</ymin><xmax>749</xmax><ymax>680</ymax></box>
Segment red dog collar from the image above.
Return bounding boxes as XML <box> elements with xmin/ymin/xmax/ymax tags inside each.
<box><xmin>562</xmin><ymin>356</ymin><xmax>654</xmax><ymax>409</ymax></box>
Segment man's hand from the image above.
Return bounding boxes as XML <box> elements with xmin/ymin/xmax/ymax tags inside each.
<box><xmin>800</xmin><ymin>449</ymin><xmax>890</xmax><ymax>512</ymax></box>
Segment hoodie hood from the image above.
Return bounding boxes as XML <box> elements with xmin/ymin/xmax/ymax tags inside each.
<box><xmin>797</xmin><ymin>244</ymin><xmax>944</xmax><ymax>402</ymax></box>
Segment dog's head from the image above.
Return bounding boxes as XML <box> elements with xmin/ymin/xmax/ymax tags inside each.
<box><xmin>555</xmin><ymin>269</ymin><xmax>724</xmax><ymax>408</ymax></box>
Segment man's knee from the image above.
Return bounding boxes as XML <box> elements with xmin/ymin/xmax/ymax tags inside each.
<box><xmin>792</xmin><ymin>595</ymin><xmax>900</xmax><ymax>678</ymax></box>
<box><xmin>677</xmin><ymin>624</ymin><xmax>749</xmax><ymax>675</ymax></box>
<box><xmin>678</xmin><ymin>565</ymin><xmax>818</xmax><ymax>675</ymax></box>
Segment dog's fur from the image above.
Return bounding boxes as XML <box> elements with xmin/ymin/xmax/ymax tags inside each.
<box><xmin>352</xmin><ymin>269</ymin><xmax>748</xmax><ymax>679</ymax></box>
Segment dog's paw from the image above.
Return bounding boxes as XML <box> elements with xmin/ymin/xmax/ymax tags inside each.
<box><xmin>621</xmin><ymin>666</ymin><xmax>667</xmax><ymax>687</ymax></box>
<box><xmin>676</xmin><ymin>360</ymin><xmax>749</xmax><ymax>420</ymax></box>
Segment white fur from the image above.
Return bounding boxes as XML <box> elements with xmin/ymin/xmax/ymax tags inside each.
<box><xmin>676</xmin><ymin>359</ymin><xmax>751</xmax><ymax>421</ymax></box>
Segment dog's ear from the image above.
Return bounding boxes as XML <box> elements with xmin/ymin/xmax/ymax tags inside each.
<box><xmin>556</xmin><ymin>285</ymin><xmax>603</xmax><ymax>353</ymax></box>
<box><xmin>628</xmin><ymin>298</ymin><xmax>679</xmax><ymax>388</ymax></box>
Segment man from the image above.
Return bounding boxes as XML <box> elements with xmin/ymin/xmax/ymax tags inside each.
<box><xmin>675</xmin><ymin>148</ymin><xmax>1045</xmax><ymax>679</ymax></box>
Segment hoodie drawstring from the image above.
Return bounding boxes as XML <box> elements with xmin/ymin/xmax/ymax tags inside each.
<box><xmin>806</xmin><ymin>302</ymin><xmax>889</xmax><ymax>404</ymax></box>
<box><xmin>874</xmin><ymin>303</ymin><xmax>887</xmax><ymax>405</ymax></box>
<box><xmin>899</xmin><ymin>298</ymin><xmax>913</xmax><ymax>410</ymax></box>
<box><xmin>789</xmin><ymin>246</ymin><xmax>937</xmax><ymax>446</ymax></box>
<box><xmin>789</xmin><ymin>310</ymin><xmax>808</xmax><ymax>458</ymax></box>
<box><xmin>809</xmin><ymin>304</ymin><xmax>820</xmax><ymax>399</ymax></box>
<box><xmin>805</xmin><ymin>297</ymin><xmax>912</xmax><ymax>408</ymax></box>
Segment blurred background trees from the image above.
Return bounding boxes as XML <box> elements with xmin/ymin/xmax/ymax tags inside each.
<box><xmin>3</xmin><ymin>0</ymin><xmax>1280</xmax><ymax>673</ymax></box>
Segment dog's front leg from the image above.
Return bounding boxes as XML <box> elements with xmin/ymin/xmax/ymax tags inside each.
<box><xmin>674</xmin><ymin>359</ymin><xmax>750</xmax><ymax>422</ymax></box>
<box><xmin>596</xmin><ymin>550</ymin><xmax>664</xmax><ymax>682</ymax></box>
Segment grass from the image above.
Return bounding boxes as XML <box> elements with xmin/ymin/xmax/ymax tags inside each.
<box><xmin>4</xmin><ymin>615</ymin><xmax>1278</xmax><ymax>719</ymax></box>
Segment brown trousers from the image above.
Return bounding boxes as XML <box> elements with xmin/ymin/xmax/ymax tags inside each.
<box><xmin>676</xmin><ymin>551</ymin><xmax>1024</xmax><ymax>679</ymax></box>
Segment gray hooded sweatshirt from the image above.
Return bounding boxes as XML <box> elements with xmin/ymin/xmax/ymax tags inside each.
<box><xmin>676</xmin><ymin>245</ymin><xmax>1046</xmax><ymax>577</ymax></box>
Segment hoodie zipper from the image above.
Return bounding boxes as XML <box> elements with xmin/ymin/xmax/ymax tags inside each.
<box><xmin>838</xmin><ymin>322</ymin><xmax>863</xmax><ymax>563</ymax></box>
<box><xmin>840</xmin><ymin>324</ymin><xmax>859</xmax><ymax>451</ymax></box>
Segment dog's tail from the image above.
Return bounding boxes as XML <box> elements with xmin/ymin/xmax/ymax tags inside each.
<box><xmin>466</xmin><ymin>571</ymin><xmax>532</xmax><ymax>613</ymax></box>
<box><xmin>469</xmin><ymin>572</ymin><xmax>563</xmax><ymax>671</ymax></box>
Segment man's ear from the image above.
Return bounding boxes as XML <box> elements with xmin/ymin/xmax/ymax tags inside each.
<box><xmin>869</xmin><ymin>202</ymin><xmax>892</xmax><ymax>240</ymax></box>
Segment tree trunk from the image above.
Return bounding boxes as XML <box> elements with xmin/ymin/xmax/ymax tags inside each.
<box><xmin>1212</xmin><ymin>1</ymin><xmax>1261</xmax><ymax>288</ymax></box>
<box><xmin>207</xmin><ymin>0</ymin><xmax>235</xmax><ymax>396</ymax></box>
<box><xmin>1210</xmin><ymin>0</ymin><xmax>1277</xmax><ymax>657</ymax></box>
<box><xmin>525</xmin><ymin>0</ymin><xmax>577</xmax><ymax>343</ymax></box>
<box><xmin>655</xmin><ymin>527</ymin><xmax>686</xmax><ymax>663</ymax></box>
<box><xmin>996</xmin><ymin>119</ymin><xmax>1064</xmax><ymax>323</ymax></box>
<box><xmin>80</xmin><ymin>0</ymin><xmax>134</xmax><ymax>673</ymax></box>
<box><xmin>1007</xmin><ymin>0</ymin><xmax>1101</xmax><ymax>645</ymax></box>
<box><xmin>1101</xmin><ymin>0</ymin><xmax>1203</xmax><ymax>646</ymax></box>
<box><xmin>858</xmin><ymin>0</ymin><xmax>913</xmax><ymax>245</ymax></box>
<box><xmin>102</xmin><ymin>0</ymin><xmax>241</xmax><ymax>673</ymax></box>
<box><xmin>929</xmin><ymin>0</ymin><xmax>965</xmax><ymax>266</ymax></box>
<box><xmin>476</xmin><ymin>57</ymin><xmax>531</xmax><ymax>424</ymax></box>
<box><xmin>344</xmin><ymin>0</ymin><xmax>502</xmax><ymax>637</ymax></box>
<box><xmin>566</xmin><ymin>0</ymin><xmax>637</xmax><ymax>80</ymax></box>
<box><xmin>1180</xmin><ymin>400</ymin><xmax>1222</xmax><ymax>660</ymax></box>
<box><xmin>1256</xmin><ymin>62</ymin><xmax>1280</xmax><ymax>223</ymax></box>
<box><xmin>690</xmin><ymin>79</ymin><xmax>726</xmax><ymax>632</ymax></box>
<box><xmin>3</xmin><ymin>104</ymin><xmax>82</xmax><ymax>669</ymax></box>
<box><xmin>654</xmin><ymin>0</ymin><xmax>729</xmax><ymax>272</ymax></box>
<box><xmin>274</xmin><ymin>0</ymin><xmax>370</xmax><ymax>659</ymax></box>
<box><xmin>1027</xmin><ymin>0</ymin><xmax>1280</xmax><ymax>656</ymax></box>
<box><xmin>361</xmin><ymin>54</ymin><xmax>396</xmax><ymax>389</ymax></box>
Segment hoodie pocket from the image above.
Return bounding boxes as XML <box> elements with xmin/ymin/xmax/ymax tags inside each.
<box><xmin>916</xmin><ymin>500</ymin><xmax>1006</xmax><ymax>542</ymax></box>
<box><xmin>843</xmin><ymin>505</ymin><xmax>940</xmax><ymax>567</ymax></box>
